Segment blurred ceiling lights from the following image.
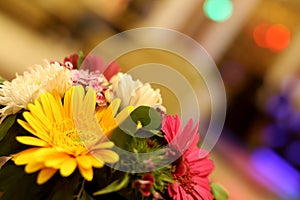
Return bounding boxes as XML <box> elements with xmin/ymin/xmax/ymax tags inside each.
<box><xmin>203</xmin><ymin>0</ymin><xmax>233</xmax><ymax>22</ymax></box>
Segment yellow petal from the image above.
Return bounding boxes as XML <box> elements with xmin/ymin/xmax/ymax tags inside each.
<box><xmin>78</xmin><ymin>164</ymin><xmax>93</xmax><ymax>181</ymax></box>
<box><xmin>40</xmin><ymin>93</ymin><xmax>54</xmax><ymax>123</ymax></box>
<box><xmin>16</xmin><ymin>136</ymin><xmax>49</xmax><ymax>147</ymax></box>
<box><xmin>37</xmin><ymin>168</ymin><xmax>57</xmax><ymax>185</ymax></box>
<box><xmin>109</xmin><ymin>98</ymin><xmax>121</xmax><ymax>116</ymax></box>
<box><xmin>34</xmin><ymin>148</ymin><xmax>59</xmax><ymax>162</ymax></box>
<box><xmin>25</xmin><ymin>162</ymin><xmax>44</xmax><ymax>173</ymax></box>
<box><xmin>92</xmin><ymin>150</ymin><xmax>119</xmax><ymax>163</ymax></box>
<box><xmin>22</xmin><ymin>112</ymin><xmax>51</xmax><ymax>142</ymax></box>
<box><xmin>63</xmin><ymin>87</ymin><xmax>72</xmax><ymax>118</ymax></box>
<box><xmin>60</xmin><ymin>157</ymin><xmax>77</xmax><ymax>177</ymax></box>
<box><xmin>76</xmin><ymin>155</ymin><xmax>92</xmax><ymax>169</ymax></box>
<box><xmin>93</xmin><ymin>141</ymin><xmax>114</xmax><ymax>150</ymax></box>
<box><xmin>83</xmin><ymin>88</ymin><xmax>96</xmax><ymax>117</ymax></box>
<box><xmin>48</xmin><ymin>93</ymin><xmax>63</xmax><ymax>123</ymax></box>
<box><xmin>99</xmin><ymin>112</ymin><xmax>117</xmax><ymax>137</ymax></box>
<box><xmin>17</xmin><ymin>119</ymin><xmax>36</xmax><ymax>136</ymax></box>
<box><xmin>89</xmin><ymin>155</ymin><xmax>104</xmax><ymax>168</ymax></box>
<box><xmin>17</xmin><ymin>121</ymin><xmax>50</xmax><ymax>147</ymax></box>
<box><xmin>28</xmin><ymin>101</ymin><xmax>52</xmax><ymax>131</ymax></box>
<box><xmin>23</xmin><ymin>112</ymin><xmax>46</xmax><ymax>133</ymax></box>
<box><xmin>115</xmin><ymin>105</ymin><xmax>134</xmax><ymax>124</ymax></box>
<box><xmin>96</xmin><ymin>106</ymin><xmax>106</xmax><ymax>122</ymax></box>
<box><xmin>12</xmin><ymin>148</ymin><xmax>40</xmax><ymax>165</ymax></box>
<box><xmin>52</xmin><ymin>90</ymin><xmax>63</xmax><ymax>106</ymax></box>
<box><xmin>101</xmin><ymin>107</ymin><xmax>116</xmax><ymax>127</ymax></box>
<box><xmin>44</xmin><ymin>153</ymin><xmax>70</xmax><ymax>168</ymax></box>
<box><xmin>72</xmin><ymin>85</ymin><xmax>85</xmax><ymax>117</ymax></box>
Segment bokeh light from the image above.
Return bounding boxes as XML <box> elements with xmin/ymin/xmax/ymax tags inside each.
<box><xmin>251</xmin><ymin>148</ymin><xmax>300</xmax><ymax>199</ymax></box>
<box><xmin>262</xmin><ymin>124</ymin><xmax>288</xmax><ymax>148</ymax></box>
<box><xmin>266</xmin><ymin>24</ymin><xmax>290</xmax><ymax>52</ymax></box>
<box><xmin>253</xmin><ymin>23</ymin><xmax>291</xmax><ymax>52</ymax></box>
<box><xmin>220</xmin><ymin>60</ymin><xmax>245</xmax><ymax>86</ymax></box>
<box><xmin>203</xmin><ymin>0</ymin><xmax>233</xmax><ymax>22</ymax></box>
<box><xmin>285</xmin><ymin>141</ymin><xmax>300</xmax><ymax>166</ymax></box>
<box><xmin>253</xmin><ymin>23</ymin><xmax>270</xmax><ymax>48</ymax></box>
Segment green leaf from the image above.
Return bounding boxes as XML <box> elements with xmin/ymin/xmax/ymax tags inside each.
<box><xmin>0</xmin><ymin>115</ymin><xmax>29</xmax><ymax>156</ymax></box>
<box><xmin>211</xmin><ymin>183</ymin><xmax>229</xmax><ymax>200</ymax></box>
<box><xmin>149</xmin><ymin>130</ymin><xmax>163</xmax><ymax>137</ymax></box>
<box><xmin>159</xmin><ymin>174</ymin><xmax>175</xmax><ymax>183</ymax></box>
<box><xmin>93</xmin><ymin>173</ymin><xmax>129</xmax><ymax>196</ymax></box>
<box><xmin>0</xmin><ymin>160</ymin><xmax>83</xmax><ymax>200</ymax></box>
<box><xmin>0</xmin><ymin>114</ymin><xmax>16</xmax><ymax>142</ymax></box>
<box><xmin>0</xmin><ymin>77</ymin><xmax>6</xmax><ymax>84</ymax></box>
<box><xmin>80</xmin><ymin>190</ymin><xmax>94</xmax><ymax>200</ymax></box>
<box><xmin>0</xmin><ymin>160</ymin><xmax>19</xmax><ymax>192</ymax></box>
<box><xmin>130</xmin><ymin>106</ymin><xmax>162</xmax><ymax>131</ymax></box>
<box><xmin>109</xmin><ymin>127</ymin><xmax>132</xmax><ymax>150</ymax></box>
<box><xmin>117</xmin><ymin>106</ymin><xmax>162</xmax><ymax>137</ymax></box>
<box><xmin>46</xmin><ymin>172</ymin><xmax>81</xmax><ymax>200</ymax></box>
<box><xmin>77</xmin><ymin>51</ymin><xmax>84</xmax><ymax>70</ymax></box>
<box><xmin>0</xmin><ymin>160</ymin><xmax>43</xmax><ymax>200</ymax></box>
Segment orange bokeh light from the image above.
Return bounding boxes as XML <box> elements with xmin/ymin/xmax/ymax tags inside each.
<box><xmin>265</xmin><ymin>24</ymin><xmax>290</xmax><ymax>52</ymax></box>
<box><xmin>253</xmin><ymin>23</ymin><xmax>290</xmax><ymax>52</ymax></box>
<box><xmin>253</xmin><ymin>23</ymin><xmax>270</xmax><ymax>48</ymax></box>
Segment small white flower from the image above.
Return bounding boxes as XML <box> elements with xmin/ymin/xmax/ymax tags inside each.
<box><xmin>0</xmin><ymin>61</ymin><xmax>72</xmax><ymax>123</ymax></box>
<box><xmin>110</xmin><ymin>73</ymin><xmax>166</xmax><ymax>112</ymax></box>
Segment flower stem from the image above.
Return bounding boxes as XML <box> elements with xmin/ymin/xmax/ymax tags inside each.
<box><xmin>75</xmin><ymin>179</ymin><xmax>86</xmax><ymax>200</ymax></box>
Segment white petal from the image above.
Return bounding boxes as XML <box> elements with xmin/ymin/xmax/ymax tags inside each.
<box><xmin>111</xmin><ymin>73</ymin><xmax>165</xmax><ymax>111</ymax></box>
<box><xmin>0</xmin><ymin>61</ymin><xmax>72</xmax><ymax>123</ymax></box>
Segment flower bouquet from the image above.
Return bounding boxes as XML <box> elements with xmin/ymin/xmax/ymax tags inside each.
<box><xmin>0</xmin><ymin>53</ymin><xmax>228</xmax><ymax>200</ymax></box>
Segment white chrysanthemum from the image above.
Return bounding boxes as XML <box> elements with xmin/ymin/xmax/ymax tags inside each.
<box><xmin>110</xmin><ymin>72</ymin><xmax>166</xmax><ymax>112</ymax></box>
<box><xmin>0</xmin><ymin>61</ymin><xmax>72</xmax><ymax>123</ymax></box>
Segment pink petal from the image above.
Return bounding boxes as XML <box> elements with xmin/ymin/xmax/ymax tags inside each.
<box><xmin>103</xmin><ymin>62</ymin><xmax>121</xmax><ymax>81</ymax></box>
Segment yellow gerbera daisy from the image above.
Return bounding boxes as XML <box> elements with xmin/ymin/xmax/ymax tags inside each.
<box><xmin>12</xmin><ymin>85</ymin><xmax>133</xmax><ymax>184</ymax></box>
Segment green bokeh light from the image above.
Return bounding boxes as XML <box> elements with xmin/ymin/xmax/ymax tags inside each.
<box><xmin>203</xmin><ymin>0</ymin><xmax>233</xmax><ymax>22</ymax></box>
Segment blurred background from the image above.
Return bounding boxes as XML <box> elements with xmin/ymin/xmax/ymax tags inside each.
<box><xmin>1</xmin><ymin>0</ymin><xmax>300</xmax><ymax>199</ymax></box>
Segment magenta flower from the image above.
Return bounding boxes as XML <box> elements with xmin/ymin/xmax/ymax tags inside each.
<box><xmin>162</xmin><ymin>115</ymin><xmax>198</xmax><ymax>154</ymax></box>
<box><xmin>162</xmin><ymin>115</ymin><xmax>214</xmax><ymax>200</ymax></box>
<box><xmin>133</xmin><ymin>174</ymin><xmax>155</xmax><ymax>197</ymax></box>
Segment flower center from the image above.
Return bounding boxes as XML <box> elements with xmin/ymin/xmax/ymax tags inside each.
<box><xmin>50</xmin><ymin>119</ymin><xmax>87</xmax><ymax>155</ymax></box>
<box><xmin>173</xmin><ymin>162</ymin><xmax>193</xmax><ymax>192</ymax></box>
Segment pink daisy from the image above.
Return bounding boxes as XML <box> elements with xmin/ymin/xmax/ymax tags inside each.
<box><xmin>162</xmin><ymin>115</ymin><xmax>214</xmax><ymax>200</ymax></box>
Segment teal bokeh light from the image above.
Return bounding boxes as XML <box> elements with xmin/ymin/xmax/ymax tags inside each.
<box><xmin>203</xmin><ymin>0</ymin><xmax>233</xmax><ymax>22</ymax></box>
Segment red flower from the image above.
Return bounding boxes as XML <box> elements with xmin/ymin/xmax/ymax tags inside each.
<box><xmin>64</xmin><ymin>53</ymin><xmax>79</xmax><ymax>69</ymax></box>
<box><xmin>81</xmin><ymin>54</ymin><xmax>121</xmax><ymax>81</ymax></box>
<box><xmin>162</xmin><ymin>115</ymin><xmax>214</xmax><ymax>200</ymax></box>
<box><xmin>133</xmin><ymin>174</ymin><xmax>155</xmax><ymax>197</ymax></box>
<box><xmin>102</xmin><ymin>61</ymin><xmax>121</xmax><ymax>81</ymax></box>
